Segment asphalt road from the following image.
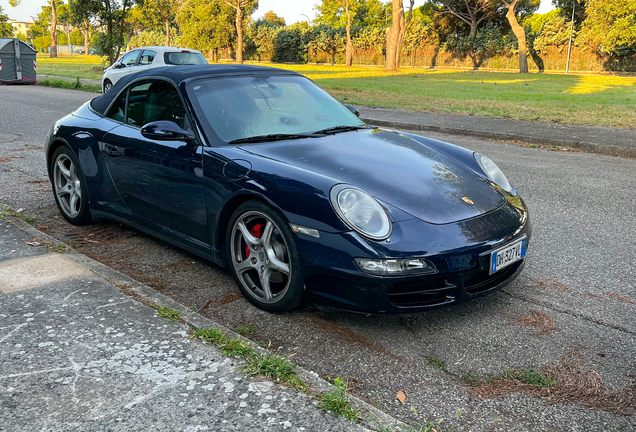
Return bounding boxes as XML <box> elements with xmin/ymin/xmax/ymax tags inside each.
<box><xmin>1</xmin><ymin>85</ymin><xmax>635</xmax><ymax>431</ymax></box>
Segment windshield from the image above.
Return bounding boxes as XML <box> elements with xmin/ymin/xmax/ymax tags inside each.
<box><xmin>187</xmin><ymin>74</ymin><xmax>365</xmax><ymax>143</ymax></box>
<box><xmin>164</xmin><ymin>52</ymin><xmax>208</xmax><ymax>65</ymax></box>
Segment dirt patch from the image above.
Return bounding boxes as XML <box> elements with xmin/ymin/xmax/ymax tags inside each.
<box><xmin>308</xmin><ymin>313</ymin><xmax>406</xmax><ymax>362</ymax></box>
<box><xmin>0</xmin><ymin>155</ymin><xmax>25</xmax><ymax>163</ymax></box>
<box><xmin>518</xmin><ymin>309</ymin><xmax>558</xmax><ymax>336</ymax></box>
<box><xmin>467</xmin><ymin>352</ymin><xmax>636</xmax><ymax>415</ymax></box>
<box><xmin>205</xmin><ymin>291</ymin><xmax>244</xmax><ymax>308</ymax></box>
<box><xmin>526</xmin><ymin>278</ymin><xmax>571</xmax><ymax>291</ymax></box>
<box><xmin>607</xmin><ymin>293</ymin><xmax>636</xmax><ymax>305</ymax></box>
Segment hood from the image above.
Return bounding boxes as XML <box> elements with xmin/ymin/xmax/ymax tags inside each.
<box><xmin>240</xmin><ymin>129</ymin><xmax>505</xmax><ymax>225</ymax></box>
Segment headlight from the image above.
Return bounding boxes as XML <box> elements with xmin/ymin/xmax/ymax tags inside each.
<box><xmin>330</xmin><ymin>184</ymin><xmax>392</xmax><ymax>240</ymax></box>
<box><xmin>475</xmin><ymin>154</ymin><xmax>513</xmax><ymax>194</ymax></box>
<box><xmin>355</xmin><ymin>257</ymin><xmax>437</xmax><ymax>276</ymax></box>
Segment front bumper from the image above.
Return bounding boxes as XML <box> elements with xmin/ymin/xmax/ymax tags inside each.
<box><xmin>296</xmin><ymin>200</ymin><xmax>531</xmax><ymax>314</ymax></box>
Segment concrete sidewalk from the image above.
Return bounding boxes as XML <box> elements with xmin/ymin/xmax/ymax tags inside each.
<box><xmin>0</xmin><ymin>218</ymin><xmax>386</xmax><ymax>432</ymax></box>
<box><xmin>359</xmin><ymin>106</ymin><xmax>636</xmax><ymax>157</ymax></box>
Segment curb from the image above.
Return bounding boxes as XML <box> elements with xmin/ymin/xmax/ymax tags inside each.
<box><xmin>361</xmin><ymin>117</ymin><xmax>636</xmax><ymax>158</ymax></box>
<box><xmin>6</xmin><ymin>214</ymin><xmax>410</xmax><ymax>432</ymax></box>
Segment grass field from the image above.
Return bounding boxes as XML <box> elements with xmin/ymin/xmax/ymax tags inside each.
<box><xmin>36</xmin><ymin>55</ymin><xmax>636</xmax><ymax>128</ymax></box>
<box><xmin>36</xmin><ymin>54</ymin><xmax>105</xmax><ymax>80</ymax></box>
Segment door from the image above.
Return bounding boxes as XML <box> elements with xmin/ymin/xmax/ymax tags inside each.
<box><xmin>136</xmin><ymin>49</ymin><xmax>157</xmax><ymax>73</ymax></box>
<box><xmin>109</xmin><ymin>50</ymin><xmax>141</xmax><ymax>85</ymax></box>
<box><xmin>101</xmin><ymin>80</ymin><xmax>207</xmax><ymax>243</ymax></box>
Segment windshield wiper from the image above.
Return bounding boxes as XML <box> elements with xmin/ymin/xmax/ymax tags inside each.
<box><xmin>229</xmin><ymin>132</ymin><xmax>324</xmax><ymax>145</ymax></box>
<box><xmin>311</xmin><ymin>125</ymin><xmax>369</xmax><ymax>135</ymax></box>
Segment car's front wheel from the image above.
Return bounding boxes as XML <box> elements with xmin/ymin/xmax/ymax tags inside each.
<box><xmin>50</xmin><ymin>146</ymin><xmax>93</xmax><ymax>225</ymax></box>
<box><xmin>226</xmin><ymin>201</ymin><xmax>304</xmax><ymax>313</ymax></box>
<box><xmin>103</xmin><ymin>79</ymin><xmax>113</xmax><ymax>93</ymax></box>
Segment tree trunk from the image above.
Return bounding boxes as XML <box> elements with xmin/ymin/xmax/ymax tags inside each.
<box><xmin>235</xmin><ymin>6</ymin><xmax>243</xmax><ymax>63</ymax></box>
<box><xmin>345</xmin><ymin>6</ymin><xmax>353</xmax><ymax>66</ymax></box>
<box><xmin>505</xmin><ymin>1</ymin><xmax>529</xmax><ymax>73</ymax></box>
<box><xmin>165</xmin><ymin>19</ymin><xmax>170</xmax><ymax>46</ymax></box>
<box><xmin>83</xmin><ymin>20</ymin><xmax>89</xmax><ymax>55</ymax></box>
<box><xmin>50</xmin><ymin>0</ymin><xmax>57</xmax><ymax>58</ymax></box>
<box><xmin>385</xmin><ymin>1</ymin><xmax>404</xmax><ymax>71</ymax></box>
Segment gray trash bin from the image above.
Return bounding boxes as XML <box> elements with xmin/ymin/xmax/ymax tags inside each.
<box><xmin>0</xmin><ymin>38</ymin><xmax>37</xmax><ymax>85</ymax></box>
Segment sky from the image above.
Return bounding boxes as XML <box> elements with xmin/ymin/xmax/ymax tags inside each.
<box><xmin>2</xmin><ymin>0</ymin><xmax>555</xmax><ymax>25</ymax></box>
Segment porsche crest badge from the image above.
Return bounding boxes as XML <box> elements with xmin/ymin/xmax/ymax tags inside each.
<box><xmin>461</xmin><ymin>197</ymin><xmax>474</xmax><ymax>205</ymax></box>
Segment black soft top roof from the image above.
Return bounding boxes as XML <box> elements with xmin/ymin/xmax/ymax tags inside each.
<box><xmin>90</xmin><ymin>64</ymin><xmax>301</xmax><ymax>116</ymax></box>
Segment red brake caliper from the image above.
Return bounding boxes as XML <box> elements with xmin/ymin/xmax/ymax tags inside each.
<box><xmin>245</xmin><ymin>223</ymin><xmax>264</xmax><ymax>258</ymax></box>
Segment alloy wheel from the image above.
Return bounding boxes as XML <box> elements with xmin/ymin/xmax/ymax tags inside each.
<box><xmin>53</xmin><ymin>154</ymin><xmax>82</xmax><ymax>219</ymax></box>
<box><xmin>103</xmin><ymin>81</ymin><xmax>112</xmax><ymax>92</ymax></box>
<box><xmin>230</xmin><ymin>211</ymin><xmax>292</xmax><ymax>304</ymax></box>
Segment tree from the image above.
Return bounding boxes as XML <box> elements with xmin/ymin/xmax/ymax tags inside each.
<box><xmin>218</xmin><ymin>0</ymin><xmax>257</xmax><ymax>63</ymax></box>
<box><xmin>72</xmin><ymin>0</ymin><xmax>135</xmax><ymax>65</ymax></box>
<box><xmin>577</xmin><ymin>0</ymin><xmax>636</xmax><ymax>58</ymax></box>
<box><xmin>435</xmin><ymin>1</ymin><xmax>494</xmax><ymax>38</ymax></box>
<box><xmin>386</xmin><ymin>0</ymin><xmax>415</xmax><ymax>71</ymax></box>
<box><xmin>338</xmin><ymin>0</ymin><xmax>354</xmax><ymax>65</ymax></box>
<box><xmin>58</xmin><ymin>3</ymin><xmax>75</xmax><ymax>54</ymax></box>
<box><xmin>432</xmin><ymin>1</ymin><xmax>497</xmax><ymax>68</ymax></box>
<box><xmin>308</xmin><ymin>25</ymin><xmax>346</xmax><ymax>64</ymax></box>
<box><xmin>315</xmin><ymin>0</ymin><xmax>355</xmax><ymax>66</ymax></box>
<box><xmin>10</xmin><ymin>0</ymin><xmax>59</xmax><ymax>57</ymax></box>
<box><xmin>177</xmin><ymin>0</ymin><xmax>236</xmax><ymax>62</ymax></box>
<box><xmin>552</xmin><ymin>0</ymin><xmax>586</xmax><ymax>27</ymax></box>
<box><xmin>69</xmin><ymin>0</ymin><xmax>96</xmax><ymax>54</ymax></box>
<box><xmin>500</xmin><ymin>0</ymin><xmax>539</xmax><ymax>73</ymax></box>
<box><xmin>136</xmin><ymin>0</ymin><xmax>180</xmax><ymax>46</ymax></box>
<box><xmin>263</xmin><ymin>10</ymin><xmax>285</xmax><ymax>26</ymax></box>
<box><xmin>0</xmin><ymin>6</ymin><xmax>12</xmax><ymax>38</ymax></box>
<box><xmin>249</xmin><ymin>17</ymin><xmax>281</xmax><ymax>61</ymax></box>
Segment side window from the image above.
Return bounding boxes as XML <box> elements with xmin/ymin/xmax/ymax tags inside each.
<box><xmin>106</xmin><ymin>90</ymin><xmax>127</xmax><ymax>123</ymax></box>
<box><xmin>126</xmin><ymin>83</ymin><xmax>152</xmax><ymax>126</ymax></box>
<box><xmin>139</xmin><ymin>50</ymin><xmax>156</xmax><ymax>66</ymax></box>
<box><xmin>126</xmin><ymin>81</ymin><xmax>187</xmax><ymax>129</ymax></box>
<box><xmin>121</xmin><ymin>50</ymin><xmax>139</xmax><ymax>68</ymax></box>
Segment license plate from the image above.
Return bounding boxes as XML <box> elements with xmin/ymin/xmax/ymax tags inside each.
<box><xmin>489</xmin><ymin>236</ymin><xmax>527</xmax><ymax>275</ymax></box>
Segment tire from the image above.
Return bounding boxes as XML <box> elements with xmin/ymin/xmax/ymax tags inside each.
<box><xmin>226</xmin><ymin>200</ymin><xmax>304</xmax><ymax>313</ymax></box>
<box><xmin>50</xmin><ymin>146</ymin><xmax>93</xmax><ymax>225</ymax></box>
<box><xmin>103</xmin><ymin>79</ymin><xmax>113</xmax><ymax>93</ymax></box>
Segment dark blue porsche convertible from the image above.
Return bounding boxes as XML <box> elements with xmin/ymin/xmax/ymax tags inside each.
<box><xmin>45</xmin><ymin>64</ymin><xmax>531</xmax><ymax>313</ymax></box>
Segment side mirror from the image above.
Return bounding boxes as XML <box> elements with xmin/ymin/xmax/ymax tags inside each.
<box><xmin>141</xmin><ymin>121</ymin><xmax>196</xmax><ymax>142</ymax></box>
<box><xmin>345</xmin><ymin>105</ymin><xmax>360</xmax><ymax>117</ymax></box>
<box><xmin>113</xmin><ymin>62</ymin><xmax>123</xmax><ymax>69</ymax></box>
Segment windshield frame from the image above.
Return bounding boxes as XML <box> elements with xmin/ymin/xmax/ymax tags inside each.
<box><xmin>185</xmin><ymin>73</ymin><xmax>366</xmax><ymax>147</ymax></box>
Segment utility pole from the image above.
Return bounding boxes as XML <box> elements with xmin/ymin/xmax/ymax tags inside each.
<box><xmin>565</xmin><ymin>0</ymin><xmax>576</xmax><ymax>74</ymax></box>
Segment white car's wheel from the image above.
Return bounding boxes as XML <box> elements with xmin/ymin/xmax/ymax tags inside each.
<box><xmin>103</xmin><ymin>79</ymin><xmax>113</xmax><ymax>93</ymax></box>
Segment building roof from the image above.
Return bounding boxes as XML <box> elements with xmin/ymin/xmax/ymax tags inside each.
<box><xmin>89</xmin><ymin>64</ymin><xmax>301</xmax><ymax>116</ymax></box>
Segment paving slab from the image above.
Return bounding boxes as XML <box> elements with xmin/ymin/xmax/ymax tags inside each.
<box><xmin>0</xmin><ymin>221</ymin><xmax>370</xmax><ymax>432</ymax></box>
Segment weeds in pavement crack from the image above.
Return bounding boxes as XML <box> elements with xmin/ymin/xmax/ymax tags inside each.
<box><xmin>150</xmin><ymin>304</ymin><xmax>183</xmax><ymax>323</ymax></box>
<box><xmin>190</xmin><ymin>327</ymin><xmax>308</xmax><ymax>391</ymax></box>
<box><xmin>316</xmin><ymin>377</ymin><xmax>359</xmax><ymax>422</ymax></box>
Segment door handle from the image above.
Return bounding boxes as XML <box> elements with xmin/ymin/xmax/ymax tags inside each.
<box><xmin>104</xmin><ymin>144</ymin><xmax>120</xmax><ymax>157</ymax></box>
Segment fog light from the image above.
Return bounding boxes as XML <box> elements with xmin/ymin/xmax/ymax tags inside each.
<box><xmin>354</xmin><ymin>257</ymin><xmax>437</xmax><ymax>276</ymax></box>
<box><xmin>290</xmin><ymin>224</ymin><xmax>320</xmax><ymax>238</ymax></box>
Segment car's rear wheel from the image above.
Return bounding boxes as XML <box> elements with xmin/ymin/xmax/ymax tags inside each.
<box><xmin>50</xmin><ymin>147</ymin><xmax>93</xmax><ymax>225</ymax></box>
<box><xmin>227</xmin><ymin>201</ymin><xmax>304</xmax><ymax>313</ymax></box>
<box><xmin>103</xmin><ymin>79</ymin><xmax>113</xmax><ymax>93</ymax></box>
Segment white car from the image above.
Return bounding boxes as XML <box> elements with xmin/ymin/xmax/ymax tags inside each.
<box><xmin>101</xmin><ymin>46</ymin><xmax>208</xmax><ymax>92</ymax></box>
